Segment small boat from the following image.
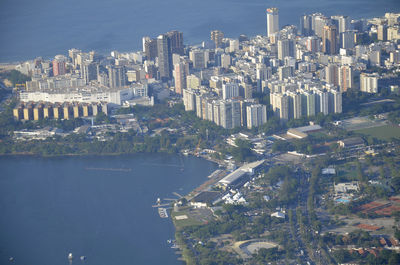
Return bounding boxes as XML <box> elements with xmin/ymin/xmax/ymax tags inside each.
<box><xmin>68</xmin><ymin>253</ymin><xmax>73</xmax><ymax>260</ymax></box>
<box><xmin>158</xmin><ymin>207</ymin><xmax>168</xmax><ymax>218</ymax></box>
<box><xmin>80</xmin><ymin>256</ymin><xmax>86</xmax><ymax>261</ymax></box>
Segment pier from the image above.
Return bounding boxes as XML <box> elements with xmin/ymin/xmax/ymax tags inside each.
<box><xmin>173</xmin><ymin>192</ymin><xmax>183</xmax><ymax>198</ymax></box>
<box><xmin>152</xmin><ymin>203</ymin><xmax>171</xmax><ymax>208</ymax></box>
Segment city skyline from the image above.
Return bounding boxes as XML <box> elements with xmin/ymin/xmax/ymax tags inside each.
<box><xmin>1</xmin><ymin>0</ymin><xmax>399</xmax><ymax>62</ymax></box>
<box><xmin>1</xmin><ymin>3</ymin><xmax>400</xmax><ymax>265</ymax></box>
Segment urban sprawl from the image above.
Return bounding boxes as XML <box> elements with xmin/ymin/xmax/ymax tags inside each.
<box><xmin>3</xmin><ymin>8</ymin><xmax>400</xmax><ymax>265</ymax></box>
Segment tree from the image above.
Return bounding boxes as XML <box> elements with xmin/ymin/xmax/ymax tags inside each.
<box><xmin>2</xmin><ymin>70</ymin><xmax>31</xmax><ymax>86</ymax></box>
<box><xmin>271</xmin><ymin>140</ymin><xmax>293</xmax><ymax>153</ymax></box>
<box><xmin>356</xmin><ymin>161</ymin><xmax>367</xmax><ymax>183</ymax></box>
<box><xmin>230</xmin><ymin>139</ymin><xmax>255</xmax><ymax>162</ymax></box>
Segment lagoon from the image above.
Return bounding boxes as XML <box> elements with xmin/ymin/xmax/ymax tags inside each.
<box><xmin>0</xmin><ymin>154</ymin><xmax>217</xmax><ymax>265</ymax></box>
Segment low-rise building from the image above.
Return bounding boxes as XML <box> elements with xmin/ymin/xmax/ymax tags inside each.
<box><xmin>337</xmin><ymin>137</ymin><xmax>365</xmax><ymax>148</ymax></box>
<box><xmin>334</xmin><ymin>181</ymin><xmax>360</xmax><ymax>193</ymax></box>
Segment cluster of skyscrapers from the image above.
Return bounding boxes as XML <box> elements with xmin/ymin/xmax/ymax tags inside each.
<box><xmin>183</xmin><ymin>87</ymin><xmax>267</xmax><ymax>129</ymax></box>
<box><xmin>13</xmin><ymin>9</ymin><xmax>400</xmax><ymax>127</ymax></box>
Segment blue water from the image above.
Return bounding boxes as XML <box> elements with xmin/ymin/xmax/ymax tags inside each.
<box><xmin>0</xmin><ymin>0</ymin><xmax>399</xmax><ymax>62</ymax></box>
<box><xmin>0</xmin><ymin>154</ymin><xmax>218</xmax><ymax>265</ymax></box>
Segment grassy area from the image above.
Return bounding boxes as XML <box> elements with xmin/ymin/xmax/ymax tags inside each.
<box><xmin>171</xmin><ymin>208</ymin><xmax>205</xmax><ymax>229</ymax></box>
<box><xmin>355</xmin><ymin>125</ymin><xmax>400</xmax><ymax>141</ymax></box>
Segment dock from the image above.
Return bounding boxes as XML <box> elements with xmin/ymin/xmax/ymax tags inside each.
<box><xmin>173</xmin><ymin>192</ymin><xmax>183</xmax><ymax>198</ymax></box>
<box><xmin>152</xmin><ymin>203</ymin><xmax>170</xmax><ymax>208</ymax></box>
<box><xmin>158</xmin><ymin>208</ymin><xmax>168</xmax><ymax>218</ymax></box>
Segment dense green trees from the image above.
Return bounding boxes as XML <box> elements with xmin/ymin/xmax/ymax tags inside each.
<box><xmin>332</xmin><ymin>248</ymin><xmax>400</xmax><ymax>265</ymax></box>
<box><xmin>252</xmin><ymin>247</ymin><xmax>284</xmax><ymax>263</ymax></box>
<box><xmin>230</xmin><ymin>139</ymin><xmax>256</xmax><ymax>162</ymax></box>
<box><xmin>271</xmin><ymin>140</ymin><xmax>293</xmax><ymax>153</ymax></box>
<box><xmin>262</xmin><ymin>165</ymin><xmax>292</xmax><ymax>186</ymax></box>
<box><xmin>1</xmin><ymin>70</ymin><xmax>31</xmax><ymax>86</ymax></box>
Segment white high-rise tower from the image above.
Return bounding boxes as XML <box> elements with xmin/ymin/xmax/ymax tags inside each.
<box><xmin>266</xmin><ymin>8</ymin><xmax>279</xmax><ymax>37</ymax></box>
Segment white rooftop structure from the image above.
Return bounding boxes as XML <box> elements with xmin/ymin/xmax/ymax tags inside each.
<box><xmin>322</xmin><ymin>167</ymin><xmax>336</xmax><ymax>175</ymax></box>
<box><xmin>334</xmin><ymin>182</ymin><xmax>360</xmax><ymax>193</ymax></box>
<box><xmin>218</xmin><ymin>160</ymin><xmax>265</xmax><ymax>187</ymax></box>
<box><xmin>271</xmin><ymin>211</ymin><xmax>285</xmax><ymax>218</ymax></box>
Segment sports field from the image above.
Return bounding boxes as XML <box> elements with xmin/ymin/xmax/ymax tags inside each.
<box><xmin>355</xmin><ymin>125</ymin><xmax>400</xmax><ymax>141</ymax></box>
<box><xmin>339</xmin><ymin>116</ymin><xmax>387</xmax><ymax>131</ymax></box>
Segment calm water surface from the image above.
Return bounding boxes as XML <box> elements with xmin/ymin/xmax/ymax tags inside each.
<box><xmin>0</xmin><ymin>0</ymin><xmax>399</xmax><ymax>62</ymax></box>
<box><xmin>0</xmin><ymin>154</ymin><xmax>217</xmax><ymax>265</ymax></box>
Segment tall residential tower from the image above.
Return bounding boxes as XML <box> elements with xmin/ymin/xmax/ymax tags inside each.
<box><xmin>322</xmin><ymin>25</ymin><xmax>338</xmax><ymax>55</ymax></box>
<box><xmin>157</xmin><ymin>34</ymin><xmax>172</xmax><ymax>80</ymax></box>
<box><xmin>266</xmin><ymin>8</ymin><xmax>279</xmax><ymax>37</ymax></box>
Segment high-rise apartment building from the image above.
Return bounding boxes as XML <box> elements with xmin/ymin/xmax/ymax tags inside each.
<box><xmin>221</xmin><ymin>54</ymin><xmax>231</xmax><ymax>69</ymax></box>
<box><xmin>271</xmin><ymin>93</ymin><xmax>289</xmax><ymax>121</ymax></box>
<box><xmin>329</xmin><ymin>89</ymin><xmax>342</xmax><ymax>113</ymax></box>
<box><xmin>229</xmin><ymin>39</ymin><xmax>240</xmax><ymax>53</ymax></box>
<box><xmin>325</xmin><ymin>64</ymin><xmax>339</xmax><ymax>87</ymax></box>
<box><xmin>231</xmin><ymin>100</ymin><xmax>242</xmax><ymax>128</ymax></box>
<box><xmin>142</xmin><ymin>36</ymin><xmax>150</xmax><ymax>53</ymax></box>
<box><xmin>68</xmin><ymin>49</ymin><xmax>81</xmax><ymax>69</ymax></box>
<box><xmin>222</xmin><ymin>83</ymin><xmax>239</xmax><ymax>100</ymax></box>
<box><xmin>190</xmin><ymin>50</ymin><xmax>208</xmax><ymax>69</ymax></box>
<box><xmin>173</xmin><ymin>61</ymin><xmax>189</xmax><ymax>95</ymax></box>
<box><xmin>220</xmin><ymin>100</ymin><xmax>232</xmax><ymax>129</ymax></box>
<box><xmin>305</xmin><ymin>36</ymin><xmax>320</xmax><ymax>52</ymax></box>
<box><xmin>390</xmin><ymin>50</ymin><xmax>400</xmax><ymax>63</ymax></box>
<box><xmin>266</xmin><ymin>8</ymin><xmax>279</xmax><ymax>37</ymax></box>
<box><xmin>322</xmin><ymin>25</ymin><xmax>338</xmax><ymax>55</ymax></box>
<box><xmin>167</xmin><ymin>30</ymin><xmax>184</xmax><ymax>55</ymax></box>
<box><xmin>107</xmin><ymin>65</ymin><xmax>126</xmax><ymax>88</ymax></box>
<box><xmin>277</xmin><ymin>38</ymin><xmax>294</xmax><ymax>60</ymax></box>
<box><xmin>315</xmin><ymin>89</ymin><xmax>329</xmax><ymax>115</ymax></box>
<box><xmin>53</xmin><ymin>55</ymin><xmax>67</xmax><ymax>76</ymax></box>
<box><xmin>338</xmin><ymin>65</ymin><xmax>354</xmax><ymax>92</ymax></box>
<box><xmin>81</xmin><ymin>61</ymin><xmax>97</xmax><ymax>84</ymax></box>
<box><xmin>313</xmin><ymin>14</ymin><xmax>330</xmax><ymax>38</ymax></box>
<box><xmin>186</xmin><ymin>74</ymin><xmax>201</xmax><ymax>89</ymax></box>
<box><xmin>301</xmin><ymin>91</ymin><xmax>316</xmax><ymax>117</ymax></box>
<box><xmin>246</xmin><ymin>104</ymin><xmax>267</xmax><ymax>129</ymax></box>
<box><xmin>157</xmin><ymin>34</ymin><xmax>172</xmax><ymax>80</ymax></box>
<box><xmin>300</xmin><ymin>15</ymin><xmax>313</xmax><ymax>36</ymax></box>
<box><xmin>341</xmin><ymin>30</ymin><xmax>355</xmax><ymax>49</ymax></box>
<box><xmin>213</xmin><ymin>102</ymin><xmax>221</xmax><ymax>126</ymax></box>
<box><xmin>331</xmin><ymin>15</ymin><xmax>351</xmax><ymax>33</ymax></box>
<box><xmin>211</xmin><ymin>30</ymin><xmax>224</xmax><ymax>48</ymax></box>
<box><xmin>143</xmin><ymin>37</ymin><xmax>158</xmax><ymax>61</ymax></box>
<box><xmin>278</xmin><ymin>66</ymin><xmax>294</xmax><ymax>80</ymax></box>
<box><xmin>360</xmin><ymin>73</ymin><xmax>379</xmax><ymax>93</ymax></box>
<box><xmin>377</xmin><ymin>24</ymin><xmax>388</xmax><ymax>41</ymax></box>
<box><xmin>287</xmin><ymin>91</ymin><xmax>302</xmax><ymax>119</ymax></box>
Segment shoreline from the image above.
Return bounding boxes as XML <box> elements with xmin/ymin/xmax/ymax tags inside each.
<box><xmin>170</xmin><ymin>157</ymin><xmax>227</xmax><ymax>264</ymax></box>
<box><xmin>0</xmin><ymin>152</ymin><xmax>212</xmax><ymax>265</ymax></box>
<box><xmin>0</xmin><ymin>150</ymin><xmax>177</xmax><ymax>158</ymax></box>
<box><xmin>3</xmin><ymin>150</ymin><xmax>218</xmax><ymax>264</ymax></box>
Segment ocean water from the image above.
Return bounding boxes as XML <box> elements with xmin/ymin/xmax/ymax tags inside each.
<box><xmin>0</xmin><ymin>154</ymin><xmax>218</xmax><ymax>265</ymax></box>
<box><xmin>0</xmin><ymin>0</ymin><xmax>399</xmax><ymax>62</ymax></box>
